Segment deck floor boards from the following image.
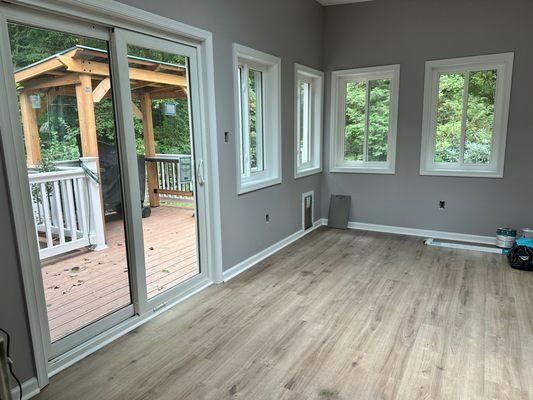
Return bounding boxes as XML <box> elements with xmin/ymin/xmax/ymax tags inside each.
<box><xmin>42</xmin><ymin>205</ymin><xmax>198</xmax><ymax>341</ymax></box>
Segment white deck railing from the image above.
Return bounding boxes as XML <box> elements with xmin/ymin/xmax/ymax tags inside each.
<box><xmin>151</xmin><ymin>154</ymin><xmax>194</xmax><ymax>199</ymax></box>
<box><xmin>29</xmin><ymin>157</ymin><xmax>106</xmax><ymax>260</ymax></box>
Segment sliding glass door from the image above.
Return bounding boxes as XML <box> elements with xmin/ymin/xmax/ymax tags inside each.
<box><xmin>0</xmin><ymin>5</ymin><xmax>209</xmax><ymax>364</ymax></box>
<box><xmin>114</xmin><ymin>30</ymin><xmax>205</xmax><ymax>308</ymax></box>
<box><xmin>1</xmin><ymin>11</ymin><xmax>136</xmax><ymax>358</ymax></box>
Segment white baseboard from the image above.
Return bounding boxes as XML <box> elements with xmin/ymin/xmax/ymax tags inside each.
<box><xmin>321</xmin><ymin>218</ymin><xmax>496</xmax><ymax>245</ymax></box>
<box><xmin>11</xmin><ymin>377</ymin><xmax>40</xmax><ymax>400</ymax></box>
<box><xmin>222</xmin><ymin>220</ymin><xmax>322</xmax><ymax>282</ymax></box>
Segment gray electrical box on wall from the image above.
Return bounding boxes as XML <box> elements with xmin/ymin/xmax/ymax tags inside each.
<box><xmin>328</xmin><ymin>194</ymin><xmax>351</xmax><ymax>229</ymax></box>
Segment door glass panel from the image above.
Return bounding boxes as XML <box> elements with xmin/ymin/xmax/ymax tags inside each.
<box><xmin>125</xmin><ymin>44</ymin><xmax>200</xmax><ymax>299</ymax></box>
<box><xmin>7</xmin><ymin>23</ymin><xmax>133</xmax><ymax>342</ymax></box>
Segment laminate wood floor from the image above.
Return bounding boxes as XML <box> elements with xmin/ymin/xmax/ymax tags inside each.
<box><xmin>36</xmin><ymin>227</ymin><xmax>533</xmax><ymax>400</ymax></box>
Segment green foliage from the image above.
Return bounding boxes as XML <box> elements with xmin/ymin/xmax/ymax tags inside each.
<box><xmin>248</xmin><ymin>70</ymin><xmax>261</xmax><ymax>169</ymax></box>
<box><xmin>434</xmin><ymin>71</ymin><xmax>496</xmax><ymax>164</ymax></box>
<box><xmin>152</xmin><ymin>99</ymin><xmax>191</xmax><ymax>155</ymax></box>
<box><xmin>344</xmin><ymin>82</ymin><xmax>366</xmax><ymax>161</ymax></box>
<box><xmin>40</xmin><ymin>118</ymin><xmax>80</xmax><ymax>162</ymax></box>
<box><xmin>8</xmin><ymin>23</ymin><xmax>105</xmax><ymax>70</ymax></box>
<box><xmin>367</xmin><ymin>80</ymin><xmax>390</xmax><ymax>162</ymax></box>
<box><xmin>344</xmin><ymin>79</ymin><xmax>390</xmax><ymax>162</ymax></box>
<box><xmin>9</xmin><ymin>23</ymin><xmax>192</xmax><ymax>164</ymax></box>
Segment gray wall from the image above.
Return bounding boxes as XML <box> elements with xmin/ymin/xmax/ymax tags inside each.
<box><xmin>0</xmin><ymin>0</ymin><xmax>324</xmax><ymax>384</ymax></box>
<box><xmin>118</xmin><ymin>0</ymin><xmax>324</xmax><ymax>269</ymax></box>
<box><xmin>321</xmin><ymin>0</ymin><xmax>533</xmax><ymax>237</ymax></box>
<box><xmin>0</xmin><ymin>162</ymin><xmax>35</xmax><ymax>383</ymax></box>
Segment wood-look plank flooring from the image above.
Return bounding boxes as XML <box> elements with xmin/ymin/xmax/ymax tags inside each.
<box><xmin>36</xmin><ymin>227</ymin><xmax>533</xmax><ymax>399</ymax></box>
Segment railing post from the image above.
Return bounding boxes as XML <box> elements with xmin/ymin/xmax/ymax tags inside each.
<box><xmin>80</xmin><ymin>157</ymin><xmax>107</xmax><ymax>251</ymax></box>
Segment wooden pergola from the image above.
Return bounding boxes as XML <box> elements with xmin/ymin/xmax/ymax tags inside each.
<box><xmin>15</xmin><ymin>45</ymin><xmax>188</xmax><ymax>207</ymax></box>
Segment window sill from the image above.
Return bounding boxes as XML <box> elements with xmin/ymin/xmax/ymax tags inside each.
<box><xmin>295</xmin><ymin>166</ymin><xmax>322</xmax><ymax>179</ymax></box>
<box><xmin>238</xmin><ymin>176</ymin><xmax>282</xmax><ymax>194</ymax></box>
<box><xmin>419</xmin><ymin>167</ymin><xmax>503</xmax><ymax>178</ymax></box>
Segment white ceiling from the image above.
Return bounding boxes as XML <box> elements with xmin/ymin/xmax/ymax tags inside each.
<box><xmin>316</xmin><ymin>0</ymin><xmax>373</xmax><ymax>5</ymax></box>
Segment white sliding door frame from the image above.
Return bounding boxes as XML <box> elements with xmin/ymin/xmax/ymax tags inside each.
<box><xmin>0</xmin><ymin>0</ymin><xmax>222</xmax><ymax>390</ymax></box>
<box><xmin>112</xmin><ymin>28</ymin><xmax>211</xmax><ymax>312</ymax></box>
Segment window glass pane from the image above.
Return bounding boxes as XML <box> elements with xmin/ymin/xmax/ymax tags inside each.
<box><xmin>8</xmin><ymin>23</ymin><xmax>132</xmax><ymax>341</ymax></box>
<box><xmin>465</xmin><ymin>70</ymin><xmax>497</xmax><ymax>164</ymax></box>
<box><xmin>126</xmin><ymin>45</ymin><xmax>199</xmax><ymax>299</ymax></box>
<box><xmin>434</xmin><ymin>73</ymin><xmax>464</xmax><ymax>163</ymax></box>
<box><xmin>298</xmin><ymin>81</ymin><xmax>311</xmax><ymax>166</ymax></box>
<box><xmin>237</xmin><ymin>66</ymin><xmax>246</xmax><ymax>174</ymax></box>
<box><xmin>344</xmin><ymin>81</ymin><xmax>366</xmax><ymax>161</ymax></box>
<box><xmin>367</xmin><ymin>79</ymin><xmax>391</xmax><ymax>162</ymax></box>
<box><xmin>248</xmin><ymin>69</ymin><xmax>264</xmax><ymax>172</ymax></box>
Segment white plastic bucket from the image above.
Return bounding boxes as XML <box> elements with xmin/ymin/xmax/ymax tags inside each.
<box><xmin>496</xmin><ymin>235</ymin><xmax>515</xmax><ymax>249</ymax></box>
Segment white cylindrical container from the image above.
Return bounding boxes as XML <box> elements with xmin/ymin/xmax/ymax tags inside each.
<box><xmin>496</xmin><ymin>228</ymin><xmax>517</xmax><ymax>249</ymax></box>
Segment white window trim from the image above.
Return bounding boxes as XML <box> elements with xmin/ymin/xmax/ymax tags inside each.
<box><xmin>233</xmin><ymin>43</ymin><xmax>281</xmax><ymax>194</ymax></box>
<box><xmin>294</xmin><ymin>63</ymin><xmax>323</xmax><ymax>179</ymax></box>
<box><xmin>329</xmin><ymin>64</ymin><xmax>400</xmax><ymax>174</ymax></box>
<box><xmin>420</xmin><ymin>53</ymin><xmax>514</xmax><ymax>178</ymax></box>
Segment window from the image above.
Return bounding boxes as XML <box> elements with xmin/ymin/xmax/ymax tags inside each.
<box><xmin>233</xmin><ymin>44</ymin><xmax>281</xmax><ymax>194</ymax></box>
<box><xmin>294</xmin><ymin>64</ymin><xmax>323</xmax><ymax>178</ymax></box>
<box><xmin>329</xmin><ymin>65</ymin><xmax>400</xmax><ymax>174</ymax></box>
<box><xmin>420</xmin><ymin>53</ymin><xmax>514</xmax><ymax>177</ymax></box>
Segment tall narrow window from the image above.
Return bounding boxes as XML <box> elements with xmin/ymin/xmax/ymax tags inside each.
<box><xmin>234</xmin><ymin>44</ymin><xmax>281</xmax><ymax>194</ymax></box>
<box><xmin>330</xmin><ymin>65</ymin><xmax>399</xmax><ymax>174</ymax></box>
<box><xmin>238</xmin><ymin>65</ymin><xmax>264</xmax><ymax>175</ymax></box>
<box><xmin>295</xmin><ymin>64</ymin><xmax>323</xmax><ymax>178</ymax></box>
<box><xmin>420</xmin><ymin>53</ymin><xmax>514</xmax><ymax>177</ymax></box>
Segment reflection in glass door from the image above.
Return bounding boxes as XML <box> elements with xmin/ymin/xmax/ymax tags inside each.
<box><xmin>5</xmin><ymin>21</ymin><xmax>134</xmax><ymax>354</ymax></box>
<box><xmin>123</xmin><ymin>37</ymin><xmax>201</xmax><ymax>301</ymax></box>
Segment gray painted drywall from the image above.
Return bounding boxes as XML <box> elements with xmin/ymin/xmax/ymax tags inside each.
<box><xmin>0</xmin><ymin>0</ymin><xmax>324</xmax><ymax>384</ymax></box>
<box><xmin>117</xmin><ymin>0</ymin><xmax>324</xmax><ymax>269</ymax></box>
<box><xmin>0</xmin><ymin>159</ymin><xmax>35</xmax><ymax>383</ymax></box>
<box><xmin>4</xmin><ymin>0</ymin><xmax>533</xmax><ymax>388</ymax></box>
<box><xmin>321</xmin><ymin>0</ymin><xmax>533</xmax><ymax>237</ymax></box>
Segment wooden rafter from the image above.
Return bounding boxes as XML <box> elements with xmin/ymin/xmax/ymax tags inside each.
<box><xmin>92</xmin><ymin>77</ymin><xmax>111</xmax><ymax>103</ymax></box>
<box><xmin>21</xmin><ymin>74</ymin><xmax>81</xmax><ymax>92</ymax></box>
<box><xmin>14</xmin><ymin>58</ymin><xmax>65</xmax><ymax>83</ymax></box>
<box><xmin>14</xmin><ymin>48</ymin><xmax>78</xmax><ymax>82</ymax></box>
<box><xmin>131</xmin><ymin>102</ymin><xmax>143</xmax><ymax>120</ymax></box>
<box><xmin>57</xmin><ymin>56</ymin><xmax>187</xmax><ymax>87</ymax></box>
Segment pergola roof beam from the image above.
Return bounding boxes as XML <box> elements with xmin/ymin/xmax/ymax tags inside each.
<box><xmin>58</xmin><ymin>56</ymin><xmax>187</xmax><ymax>87</ymax></box>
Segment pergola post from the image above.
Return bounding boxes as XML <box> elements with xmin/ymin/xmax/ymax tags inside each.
<box><xmin>75</xmin><ymin>74</ymin><xmax>98</xmax><ymax>157</ymax></box>
<box><xmin>19</xmin><ymin>92</ymin><xmax>42</xmax><ymax>165</ymax></box>
<box><xmin>141</xmin><ymin>92</ymin><xmax>160</xmax><ymax>207</ymax></box>
<box><xmin>75</xmin><ymin>73</ymin><xmax>106</xmax><ymax>242</ymax></box>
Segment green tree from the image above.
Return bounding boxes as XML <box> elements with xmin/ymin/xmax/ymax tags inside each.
<box><xmin>9</xmin><ymin>23</ymin><xmax>192</xmax><ymax>163</ymax></box>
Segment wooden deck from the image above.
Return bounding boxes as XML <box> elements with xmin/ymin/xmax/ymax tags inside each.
<box><xmin>42</xmin><ymin>205</ymin><xmax>198</xmax><ymax>342</ymax></box>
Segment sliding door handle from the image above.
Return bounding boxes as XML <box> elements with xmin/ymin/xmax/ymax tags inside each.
<box><xmin>197</xmin><ymin>159</ymin><xmax>205</xmax><ymax>186</ymax></box>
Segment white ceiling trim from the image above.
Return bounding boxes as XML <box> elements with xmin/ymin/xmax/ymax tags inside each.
<box><xmin>316</xmin><ymin>0</ymin><xmax>374</xmax><ymax>6</ymax></box>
